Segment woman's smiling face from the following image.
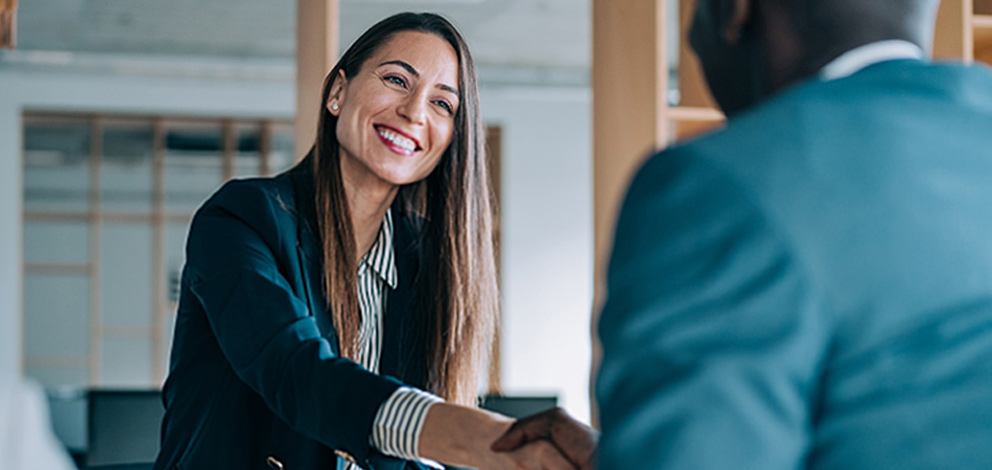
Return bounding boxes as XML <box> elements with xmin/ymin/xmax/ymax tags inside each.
<box><xmin>328</xmin><ymin>30</ymin><xmax>460</xmax><ymax>189</ymax></box>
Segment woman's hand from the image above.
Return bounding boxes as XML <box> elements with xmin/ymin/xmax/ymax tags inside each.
<box><xmin>418</xmin><ymin>402</ymin><xmax>576</xmax><ymax>470</ymax></box>
<box><xmin>490</xmin><ymin>407</ymin><xmax>598</xmax><ymax>470</ymax></box>
<box><xmin>477</xmin><ymin>439</ymin><xmax>577</xmax><ymax>470</ymax></box>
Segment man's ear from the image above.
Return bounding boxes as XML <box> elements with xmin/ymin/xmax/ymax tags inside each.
<box><xmin>326</xmin><ymin>69</ymin><xmax>347</xmax><ymax>115</ymax></box>
<box><xmin>720</xmin><ymin>0</ymin><xmax>752</xmax><ymax>45</ymax></box>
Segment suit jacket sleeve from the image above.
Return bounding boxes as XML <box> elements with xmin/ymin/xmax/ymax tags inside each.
<box><xmin>596</xmin><ymin>148</ymin><xmax>831</xmax><ymax>469</ymax></box>
<box><xmin>183</xmin><ymin>180</ymin><xmax>402</xmax><ymax>463</ymax></box>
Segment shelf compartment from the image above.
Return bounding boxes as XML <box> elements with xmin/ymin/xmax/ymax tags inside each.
<box><xmin>666</xmin><ymin>106</ymin><xmax>725</xmax><ymax>142</ymax></box>
<box><xmin>975</xmin><ymin>15</ymin><xmax>992</xmax><ymax>65</ymax></box>
<box><xmin>974</xmin><ymin>15</ymin><xmax>992</xmax><ymax>41</ymax></box>
<box><xmin>976</xmin><ymin>0</ymin><xmax>992</xmax><ymax>15</ymax></box>
<box><xmin>667</xmin><ymin>106</ymin><xmax>724</xmax><ymax>121</ymax></box>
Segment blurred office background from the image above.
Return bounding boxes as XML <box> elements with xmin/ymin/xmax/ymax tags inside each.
<box><xmin>0</xmin><ymin>0</ymin><xmax>596</xmax><ymax>465</ymax></box>
<box><xmin>3</xmin><ymin>0</ymin><xmax>987</xmax><ymax>466</ymax></box>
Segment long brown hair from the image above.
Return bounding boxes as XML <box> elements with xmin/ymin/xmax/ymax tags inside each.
<box><xmin>304</xmin><ymin>12</ymin><xmax>497</xmax><ymax>406</ymax></box>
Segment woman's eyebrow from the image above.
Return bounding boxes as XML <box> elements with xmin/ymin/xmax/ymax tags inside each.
<box><xmin>379</xmin><ymin>60</ymin><xmax>419</xmax><ymax>77</ymax></box>
<box><xmin>380</xmin><ymin>59</ymin><xmax>459</xmax><ymax>97</ymax></box>
<box><xmin>438</xmin><ymin>84</ymin><xmax>459</xmax><ymax>97</ymax></box>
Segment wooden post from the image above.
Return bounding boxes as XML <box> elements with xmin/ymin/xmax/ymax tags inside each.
<box><xmin>222</xmin><ymin>120</ymin><xmax>235</xmax><ymax>181</ymax></box>
<box><xmin>151</xmin><ymin>118</ymin><xmax>166</xmax><ymax>385</ymax></box>
<box><xmin>89</xmin><ymin>117</ymin><xmax>104</xmax><ymax>385</ymax></box>
<box><xmin>934</xmin><ymin>0</ymin><xmax>974</xmax><ymax>62</ymax></box>
<box><xmin>295</xmin><ymin>0</ymin><xmax>339</xmax><ymax>160</ymax></box>
<box><xmin>592</xmin><ymin>0</ymin><xmax>668</xmax><ymax>309</ymax></box>
<box><xmin>0</xmin><ymin>0</ymin><xmax>16</xmax><ymax>49</ymax></box>
<box><xmin>486</xmin><ymin>126</ymin><xmax>503</xmax><ymax>395</ymax></box>
<box><xmin>591</xmin><ymin>0</ymin><xmax>669</xmax><ymax>424</ymax></box>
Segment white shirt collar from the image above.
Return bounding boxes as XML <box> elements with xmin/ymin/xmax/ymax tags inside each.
<box><xmin>359</xmin><ymin>208</ymin><xmax>398</xmax><ymax>289</ymax></box>
<box><xmin>819</xmin><ymin>40</ymin><xmax>925</xmax><ymax>81</ymax></box>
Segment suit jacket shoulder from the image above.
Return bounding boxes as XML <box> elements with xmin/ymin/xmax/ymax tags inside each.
<box><xmin>599</xmin><ymin>59</ymin><xmax>992</xmax><ymax>470</ymax></box>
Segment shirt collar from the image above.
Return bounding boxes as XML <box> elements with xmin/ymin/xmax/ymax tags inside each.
<box><xmin>359</xmin><ymin>208</ymin><xmax>398</xmax><ymax>289</ymax></box>
<box><xmin>819</xmin><ymin>40</ymin><xmax>925</xmax><ymax>81</ymax></box>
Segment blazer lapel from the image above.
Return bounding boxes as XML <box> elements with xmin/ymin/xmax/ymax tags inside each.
<box><xmin>288</xmin><ymin>155</ymin><xmax>340</xmax><ymax>354</ymax></box>
<box><xmin>379</xmin><ymin>211</ymin><xmax>427</xmax><ymax>388</ymax></box>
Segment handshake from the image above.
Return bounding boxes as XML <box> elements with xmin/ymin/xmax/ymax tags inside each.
<box><xmin>420</xmin><ymin>404</ymin><xmax>599</xmax><ymax>470</ymax></box>
<box><xmin>489</xmin><ymin>407</ymin><xmax>600</xmax><ymax>470</ymax></box>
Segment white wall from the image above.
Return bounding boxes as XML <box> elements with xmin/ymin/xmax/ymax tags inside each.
<box><xmin>0</xmin><ymin>85</ymin><xmax>22</xmax><ymax>378</ymax></box>
<box><xmin>0</xmin><ymin>68</ymin><xmax>295</xmax><ymax>379</ymax></box>
<box><xmin>482</xmin><ymin>86</ymin><xmax>594</xmax><ymax>422</ymax></box>
<box><xmin>0</xmin><ymin>68</ymin><xmax>595</xmax><ymax>421</ymax></box>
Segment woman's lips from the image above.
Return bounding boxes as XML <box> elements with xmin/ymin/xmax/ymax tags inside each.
<box><xmin>375</xmin><ymin>125</ymin><xmax>421</xmax><ymax>156</ymax></box>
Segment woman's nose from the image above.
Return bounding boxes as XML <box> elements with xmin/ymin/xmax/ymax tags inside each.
<box><xmin>398</xmin><ymin>93</ymin><xmax>428</xmax><ymax>125</ymax></box>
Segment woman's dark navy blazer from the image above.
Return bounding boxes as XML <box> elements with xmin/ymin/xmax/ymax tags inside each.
<box><xmin>154</xmin><ymin>156</ymin><xmax>432</xmax><ymax>470</ymax></box>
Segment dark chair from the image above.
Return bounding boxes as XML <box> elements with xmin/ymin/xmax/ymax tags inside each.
<box><xmin>83</xmin><ymin>464</ymin><xmax>154</xmax><ymax>470</ymax></box>
<box><xmin>87</xmin><ymin>390</ymin><xmax>163</xmax><ymax>468</ymax></box>
<box><xmin>480</xmin><ymin>394</ymin><xmax>558</xmax><ymax>418</ymax></box>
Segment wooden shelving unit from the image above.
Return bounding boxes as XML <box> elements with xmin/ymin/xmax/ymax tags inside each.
<box><xmin>665</xmin><ymin>0</ymin><xmax>992</xmax><ymax>125</ymax></box>
<box><xmin>664</xmin><ymin>0</ymin><xmax>725</xmax><ymax>143</ymax></box>
<box><xmin>974</xmin><ymin>14</ymin><xmax>992</xmax><ymax>65</ymax></box>
<box><xmin>935</xmin><ymin>0</ymin><xmax>992</xmax><ymax>65</ymax></box>
<box><xmin>667</xmin><ymin>106</ymin><xmax>725</xmax><ymax>142</ymax></box>
<box><xmin>591</xmin><ymin>0</ymin><xmax>986</xmax><ymax>330</ymax></box>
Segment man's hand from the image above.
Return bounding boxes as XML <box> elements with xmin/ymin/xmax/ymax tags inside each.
<box><xmin>418</xmin><ymin>402</ymin><xmax>575</xmax><ymax>470</ymax></box>
<box><xmin>490</xmin><ymin>407</ymin><xmax>600</xmax><ymax>470</ymax></box>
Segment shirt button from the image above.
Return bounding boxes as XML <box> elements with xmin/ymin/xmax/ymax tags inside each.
<box><xmin>266</xmin><ymin>456</ymin><xmax>284</xmax><ymax>470</ymax></box>
<box><xmin>334</xmin><ymin>449</ymin><xmax>357</xmax><ymax>463</ymax></box>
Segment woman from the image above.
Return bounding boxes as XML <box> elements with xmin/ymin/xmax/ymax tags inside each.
<box><xmin>154</xmin><ymin>12</ymin><xmax>572</xmax><ymax>470</ymax></box>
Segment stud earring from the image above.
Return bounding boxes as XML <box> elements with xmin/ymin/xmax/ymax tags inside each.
<box><xmin>331</xmin><ymin>103</ymin><xmax>339</xmax><ymax>111</ymax></box>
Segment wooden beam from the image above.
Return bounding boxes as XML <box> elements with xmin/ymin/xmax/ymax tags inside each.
<box><xmin>591</xmin><ymin>0</ymin><xmax>669</xmax><ymax>425</ymax></box>
<box><xmin>0</xmin><ymin>0</ymin><xmax>16</xmax><ymax>49</ymax></box>
<box><xmin>592</xmin><ymin>0</ymin><xmax>668</xmax><ymax>309</ymax></box>
<box><xmin>88</xmin><ymin>116</ymin><xmax>104</xmax><ymax>385</ymax></box>
<box><xmin>260</xmin><ymin>121</ymin><xmax>273</xmax><ymax>176</ymax></box>
<box><xmin>934</xmin><ymin>0</ymin><xmax>974</xmax><ymax>62</ymax></box>
<box><xmin>295</xmin><ymin>0</ymin><xmax>339</xmax><ymax>160</ymax></box>
<box><xmin>222</xmin><ymin>119</ymin><xmax>235</xmax><ymax>181</ymax></box>
<box><xmin>151</xmin><ymin>118</ymin><xmax>166</xmax><ymax>385</ymax></box>
<box><xmin>485</xmin><ymin>126</ymin><xmax>503</xmax><ymax>395</ymax></box>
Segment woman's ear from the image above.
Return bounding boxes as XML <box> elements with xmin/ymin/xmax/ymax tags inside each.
<box><xmin>720</xmin><ymin>0</ymin><xmax>753</xmax><ymax>45</ymax></box>
<box><xmin>326</xmin><ymin>69</ymin><xmax>347</xmax><ymax>116</ymax></box>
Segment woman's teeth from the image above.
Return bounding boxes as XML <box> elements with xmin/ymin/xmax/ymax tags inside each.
<box><xmin>377</xmin><ymin>127</ymin><xmax>417</xmax><ymax>153</ymax></box>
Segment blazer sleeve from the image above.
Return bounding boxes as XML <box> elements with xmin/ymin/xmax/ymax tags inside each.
<box><xmin>183</xmin><ymin>180</ymin><xmax>402</xmax><ymax>463</ymax></box>
<box><xmin>596</xmin><ymin>149</ymin><xmax>831</xmax><ymax>469</ymax></box>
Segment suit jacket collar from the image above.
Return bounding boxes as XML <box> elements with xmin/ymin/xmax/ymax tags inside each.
<box><xmin>819</xmin><ymin>40</ymin><xmax>925</xmax><ymax>81</ymax></box>
<box><xmin>288</xmin><ymin>152</ymin><xmax>321</xmax><ymax>263</ymax></box>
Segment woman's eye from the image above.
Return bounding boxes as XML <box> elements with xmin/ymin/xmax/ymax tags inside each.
<box><xmin>434</xmin><ymin>100</ymin><xmax>453</xmax><ymax>114</ymax></box>
<box><xmin>384</xmin><ymin>75</ymin><xmax>407</xmax><ymax>88</ymax></box>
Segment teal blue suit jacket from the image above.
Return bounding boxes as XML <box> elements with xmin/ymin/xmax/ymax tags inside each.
<box><xmin>597</xmin><ymin>59</ymin><xmax>992</xmax><ymax>469</ymax></box>
<box><xmin>154</xmin><ymin>157</ymin><xmax>433</xmax><ymax>470</ymax></box>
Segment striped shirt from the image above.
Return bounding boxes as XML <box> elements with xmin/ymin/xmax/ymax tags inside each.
<box><xmin>349</xmin><ymin>208</ymin><xmax>443</xmax><ymax>470</ymax></box>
